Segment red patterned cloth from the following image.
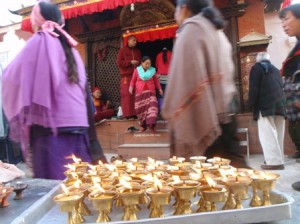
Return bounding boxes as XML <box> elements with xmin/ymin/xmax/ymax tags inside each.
<box><xmin>22</xmin><ymin>0</ymin><xmax>150</xmax><ymax>32</ymax></box>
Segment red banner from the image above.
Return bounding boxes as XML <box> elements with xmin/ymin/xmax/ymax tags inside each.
<box><xmin>123</xmin><ymin>24</ymin><xmax>178</xmax><ymax>45</ymax></box>
<box><xmin>21</xmin><ymin>0</ymin><xmax>150</xmax><ymax>32</ymax></box>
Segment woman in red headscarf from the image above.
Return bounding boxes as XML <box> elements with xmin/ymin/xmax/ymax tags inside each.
<box><xmin>92</xmin><ymin>87</ymin><xmax>115</xmax><ymax>122</ymax></box>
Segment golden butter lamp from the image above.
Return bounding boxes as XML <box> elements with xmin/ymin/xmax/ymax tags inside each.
<box><xmin>223</xmin><ymin>178</ymin><xmax>251</xmax><ymax>209</ymax></box>
<box><xmin>171</xmin><ymin>180</ymin><xmax>199</xmax><ymax>215</ymax></box>
<box><xmin>88</xmin><ymin>190</ymin><xmax>116</xmax><ymax>223</ymax></box>
<box><xmin>53</xmin><ymin>187</ymin><xmax>84</xmax><ymax>224</ymax></box>
<box><xmin>200</xmin><ymin>176</ymin><xmax>227</xmax><ymax>212</ymax></box>
<box><xmin>0</xmin><ymin>186</ymin><xmax>14</xmax><ymax>207</ymax></box>
<box><xmin>146</xmin><ymin>176</ymin><xmax>174</xmax><ymax>218</ymax></box>
<box><xmin>251</xmin><ymin>172</ymin><xmax>280</xmax><ymax>206</ymax></box>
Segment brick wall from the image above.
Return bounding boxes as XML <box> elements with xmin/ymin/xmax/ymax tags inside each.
<box><xmin>237</xmin><ymin>0</ymin><xmax>265</xmax><ymax>39</ymax></box>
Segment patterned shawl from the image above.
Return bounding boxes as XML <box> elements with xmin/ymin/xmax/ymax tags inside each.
<box><xmin>162</xmin><ymin>13</ymin><xmax>236</xmax><ymax>153</ymax></box>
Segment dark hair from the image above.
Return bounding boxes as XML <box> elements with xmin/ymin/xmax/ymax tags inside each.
<box><xmin>39</xmin><ymin>1</ymin><xmax>79</xmax><ymax>84</ymax></box>
<box><xmin>279</xmin><ymin>3</ymin><xmax>300</xmax><ymax>19</ymax></box>
<box><xmin>141</xmin><ymin>56</ymin><xmax>151</xmax><ymax>63</ymax></box>
<box><xmin>177</xmin><ymin>0</ymin><xmax>226</xmax><ymax>29</ymax></box>
<box><xmin>162</xmin><ymin>48</ymin><xmax>168</xmax><ymax>64</ymax></box>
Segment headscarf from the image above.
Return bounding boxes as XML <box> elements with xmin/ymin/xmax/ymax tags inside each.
<box><xmin>30</xmin><ymin>3</ymin><xmax>78</xmax><ymax>47</ymax></box>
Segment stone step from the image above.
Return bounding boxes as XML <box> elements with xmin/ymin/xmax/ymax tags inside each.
<box><xmin>123</xmin><ymin>130</ymin><xmax>170</xmax><ymax>144</ymax></box>
<box><xmin>95</xmin><ymin>119</ymin><xmax>168</xmax><ymax>154</ymax></box>
<box><xmin>117</xmin><ymin>143</ymin><xmax>170</xmax><ymax>160</ymax></box>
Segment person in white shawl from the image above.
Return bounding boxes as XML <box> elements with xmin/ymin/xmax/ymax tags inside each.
<box><xmin>162</xmin><ymin>0</ymin><xmax>248</xmax><ymax>167</ymax></box>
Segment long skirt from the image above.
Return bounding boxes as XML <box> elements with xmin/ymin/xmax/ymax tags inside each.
<box><xmin>31</xmin><ymin>132</ymin><xmax>91</xmax><ymax>180</ymax></box>
<box><xmin>135</xmin><ymin>90</ymin><xmax>158</xmax><ymax>128</ymax></box>
<box><xmin>120</xmin><ymin>76</ymin><xmax>135</xmax><ymax>117</ymax></box>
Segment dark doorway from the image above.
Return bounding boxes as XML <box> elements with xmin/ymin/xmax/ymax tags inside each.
<box><xmin>137</xmin><ymin>38</ymin><xmax>174</xmax><ymax>69</ymax></box>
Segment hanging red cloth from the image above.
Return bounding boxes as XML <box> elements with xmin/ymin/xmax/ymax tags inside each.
<box><xmin>21</xmin><ymin>0</ymin><xmax>150</xmax><ymax>32</ymax></box>
<box><xmin>123</xmin><ymin>24</ymin><xmax>178</xmax><ymax>45</ymax></box>
<box><xmin>281</xmin><ymin>0</ymin><xmax>292</xmax><ymax>9</ymax></box>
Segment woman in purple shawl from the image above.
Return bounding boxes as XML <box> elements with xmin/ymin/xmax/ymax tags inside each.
<box><xmin>2</xmin><ymin>1</ymin><xmax>91</xmax><ymax>179</ymax></box>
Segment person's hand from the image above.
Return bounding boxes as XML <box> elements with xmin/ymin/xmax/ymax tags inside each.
<box><xmin>131</xmin><ymin>60</ymin><xmax>139</xmax><ymax>65</ymax></box>
<box><xmin>294</xmin><ymin>101</ymin><xmax>300</xmax><ymax>109</ymax></box>
<box><xmin>106</xmin><ymin>101</ymin><xmax>110</xmax><ymax>106</ymax></box>
<box><xmin>159</xmin><ymin>89</ymin><xmax>163</xmax><ymax>96</ymax></box>
<box><xmin>129</xmin><ymin>87</ymin><xmax>133</xmax><ymax>95</ymax></box>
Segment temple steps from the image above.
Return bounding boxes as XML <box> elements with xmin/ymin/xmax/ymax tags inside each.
<box><xmin>117</xmin><ymin>143</ymin><xmax>170</xmax><ymax>160</ymax></box>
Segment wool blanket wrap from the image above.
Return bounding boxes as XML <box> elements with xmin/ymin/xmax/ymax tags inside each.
<box><xmin>162</xmin><ymin>13</ymin><xmax>237</xmax><ymax>158</ymax></box>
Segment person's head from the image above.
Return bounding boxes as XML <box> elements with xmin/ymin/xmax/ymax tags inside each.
<box><xmin>162</xmin><ymin>47</ymin><xmax>168</xmax><ymax>64</ymax></box>
<box><xmin>31</xmin><ymin>1</ymin><xmax>79</xmax><ymax>83</ymax></box>
<box><xmin>175</xmin><ymin>0</ymin><xmax>225</xmax><ymax>29</ymax></box>
<box><xmin>279</xmin><ymin>3</ymin><xmax>300</xmax><ymax>38</ymax></box>
<box><xmin>93</xmin><ymin>87</ymin><xmax>102</xmax><ymax>99</ymax></box>
<box><xmin>31</xmin><ymin>1</ymin><xmax>63</xmax><ymax>32</ymax></box>
<box><xmin>256</xmin><ymin>52</ymin><xmax>270</xmax><ymax>62</ymax></box>
<box><xmin>127</xmin><ymin>35</ymin><xmax>137</xmax><ymax>48</ymax></box>
<box><xmin>141</xmin><ymin>56</ymin><xmax>151</xmax><ymax>70</ymax></box>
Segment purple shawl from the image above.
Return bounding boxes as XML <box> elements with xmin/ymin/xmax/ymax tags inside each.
<box><xmin>2</xmin><ymin>31</ymin><xmax>88</xmax><ymax>160</ymax></box>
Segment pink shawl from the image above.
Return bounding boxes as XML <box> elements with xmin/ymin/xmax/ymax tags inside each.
<box><xmin>2</xmin><ymin>31</ymin><xmax>88</xmax><ymax>161</ymax></box>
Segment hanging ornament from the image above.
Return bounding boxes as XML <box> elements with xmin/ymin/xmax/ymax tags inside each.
<box><xmin>130</xmin><ymin>3</ymin><xmax>135</xmax><ymax>12</ymax></box>
<box><xmin>96</xmin><ymin>47</ymin><xmax>108</xmax><ymax>62</ymax></box>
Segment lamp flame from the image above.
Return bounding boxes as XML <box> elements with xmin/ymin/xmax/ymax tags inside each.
<box><xmin>119</xmin><ymin>178</ymin><xmax>132</xmax><ymax>190</ymax></box>
<box><xmin>172</xmin><ymin>175</ymin><xmax>181</xmax><ymax>183</ymax></box>
<box><xmin>92</xmin><ymin>176</ymin><xmax>101</xmax><ymax>185</ymax></box>
<box><xmin>71</xmin><ymin>154</ymin><xmax>82</xmax><ymax>164</ymax></box>
<box><xmin>153</xmin><ymin>175</ymin><xmax>162</xmax><ymax>191</ymax></box>
<box><xmin>140</xmin><ymin>174</ymin><xmax>154</xmax><ymax>182</ymax></box>
<box><xmin>74</xmin><ymin>179</ymin><xmax>82</xmax><ymax>189</ymax></box>
<box><xmin>97</xmin><ymin>185</ymin><xmax>105</xmax><ymax>194</ymax></box>
<box><xmin>205</xmin><ymin>175</ymin><xmax>217</xmax><ymax>188</ymax></box>
<box><xmin>105</xmin><ymin>164</ymin><xmax>116</xmax><ymax>172</ymax></box>
<box><xmin>70</xmin><ymin>172</ymin><xmax>79</xmax><ymax>179</ymax></box>
<box><xmin>64</xmin><ymin>164</ymin><xmax>76</xmax><ymax>171</ymax></box>
<box><xmin>88</xmin><ymin>164</ymin><xmax>96</xmax><ymax>171</ymax></box>
<box><xmin>61</xmin><ymin>184</ymin><xmax>69</xmax><ymax>196</ymax></box>
<box><xmin>148</xmin><ymin>157</ymin><xmax>155</xmax><ymax>164</ymax></box>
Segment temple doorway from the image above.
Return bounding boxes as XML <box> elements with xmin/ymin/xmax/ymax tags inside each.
<box><xmin>137</xmin><ymin>38</ymin><xmax>173</xmax><ymax>69</ymax></box>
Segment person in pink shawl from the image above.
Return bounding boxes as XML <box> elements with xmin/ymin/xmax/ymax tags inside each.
<box><xmin>162</xmin><ymin>0</ymin><xmax>248</xmax><ymax>168</ymax></box>
<box><xmin>2</xmin><ymin>1</ymin><xmax>91</xmax><ymax>179</ymax></box>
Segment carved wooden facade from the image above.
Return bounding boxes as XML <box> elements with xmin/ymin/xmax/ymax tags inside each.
<box><xmin>77</xmin><ymin>28</ymin><xmax>122</xmax><ymax>109</ymax></box>
<box><xmin>120</xmin><ymin>0</ymin><xmax>176</xmax><ymax>31</ymax></box>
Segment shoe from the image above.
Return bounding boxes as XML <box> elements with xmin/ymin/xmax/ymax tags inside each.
<box><xmin>288</xmin><ymin>152</ymin><xmax>300</xmax><ymax>158</ymax></box>
<box><xmin>127</xmin><ymin>126</ymin><xmax>139</xmax><ymax>132</ymax></box>
<box><xmin>260</xmin><ymin>164</ymin><xmax>285</xmax><ymax>170</ymax></box>
<box><xmin>292</xmin><ymin>181</ymin><xmax>300</xmax><ymax>191</ymax></box>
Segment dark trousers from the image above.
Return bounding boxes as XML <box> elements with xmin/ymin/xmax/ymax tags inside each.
<box><xmin>204</xmin><ymin>115</ymin><xmax>249</xmax><ymax>168</ymax></box>
<box><xmin>288</xmin><ymin>120</ymin><xmax>300</xmax><ymax>152</ymax></box>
